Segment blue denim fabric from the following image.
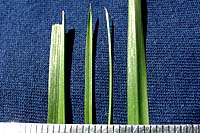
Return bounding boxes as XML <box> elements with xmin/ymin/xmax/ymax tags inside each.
<box><xmin>0</xmin><ymin>0</ymin><xmax>200</xmax><ymax>124</ymax></box>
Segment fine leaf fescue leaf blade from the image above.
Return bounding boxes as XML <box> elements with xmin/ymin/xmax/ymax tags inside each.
<box><xmin>127</xmin><ymin>0</ymin><xmax>149</xmax><ymax>124</ymax></box>
<box><xmin>105</xmin><ymin>8</ymin><xmax>113</xmax><ymax>124</ymax></box>
<box><xmin>48</xmin><ymin>11</ymin><xmax>65</xmax><ymax>124</ymax></box>
<box><xmin>84</xmin><ymin>4</ymin><xmax>93</xmax><ymax>124</ymax></box>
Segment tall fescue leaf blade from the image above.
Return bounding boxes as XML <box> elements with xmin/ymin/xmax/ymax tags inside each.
<box><xmin>84</xmin><ymin>4</ymin><xmax>93</xmax><ymax>124</ymax></box>
<box><xmin>57</xmin><ymin>11</ymin><xmax>65</xmax><ymax>123</ymax></box>
<box><xmin>105</xmin><ymin>8</ymin><xmax>113</xmax><ymax>124</ymax></box>
<box><xmin>127</xmin><ymin>0</ymin><xmax>149</xmax><ymax>124</ymax></box>
<box><xmin>48</xmin><ymin>11</ymin><xmax>65</xmax><ymax>124</ymax></box>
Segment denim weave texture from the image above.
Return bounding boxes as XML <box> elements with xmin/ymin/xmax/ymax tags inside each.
<box><xmin>0</xmin><ymin>0</ymin><xmax>200</xmax><ymax>124</ymax></box>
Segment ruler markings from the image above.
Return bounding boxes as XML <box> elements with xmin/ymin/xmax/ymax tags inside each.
<box><xmin>119</xmin><ymin>125</ymin><xmax>125</xmax><ymax>133</ymax></box>
<box><xmin>0</xmin><ymin>124</ymin><xmax>199</xmax><ymax>132</ymax></box>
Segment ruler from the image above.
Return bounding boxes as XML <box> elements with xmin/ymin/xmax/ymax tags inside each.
<box><xmin>0</xmin><ymin>123</ymin><xmax>199</xmax><ymax>133</ymax></box>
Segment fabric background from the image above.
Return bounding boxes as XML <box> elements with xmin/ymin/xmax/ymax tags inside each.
<box><xmin>0</xmin><ymin>0</ymin><xmax>200</xmax><ymax>124</ymax></box>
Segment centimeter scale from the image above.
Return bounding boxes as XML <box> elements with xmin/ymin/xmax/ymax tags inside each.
<box><xmin>0</xmin><ymin>123</ymin><xmax>199</xmax><ymax>133</ymax></box>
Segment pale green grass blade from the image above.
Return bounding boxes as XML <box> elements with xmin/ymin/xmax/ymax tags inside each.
<box><xmin>105</xmin><ymin>8</ymin><xmax>113</xmax><ymax>124</ymax></box>
<box><xmin>84</xmin><ymin>4</ymin><xmax>93</xmax><ymax>124</ymax></box>
<box><xmin>127</xmin><ymin>0</ymin><xmax>149</xmax><ymax>124</ymax></box>
<box><xmin>48</xmin><ymin>24</ymin><xmax>59</xmax><ymax>123</ymax></box>
<box><xmin>57</xmin><ymin>11</ymin><xmax>65</xmax><ymax>123</ymax></box>
<box><xmin>127</xmin><ymin>0</ymin><xmax>139</xmax><ymax>124</ymax></box>
<box><xmin>48</xmin><ymin>11</ymin><xmax>65</xmax><ymax>124</ymax></box>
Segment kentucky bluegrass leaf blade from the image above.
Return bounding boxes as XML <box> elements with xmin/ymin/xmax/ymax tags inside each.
<box><xmin>48</xmin><ymin>11</ymin><xmax>65</xmax><ymax>124</ymax></box>
<box><xmin>105</xmin><ymin>8</ymin><xmax>113</xmax><ymax>124</ymax></box>
<box><xmin>127</xmin><ymin>0</ymin><xmax>149</xmax><ymax>124</ymax></box>
<box><xmin>84</xmin><ymin>4</ymin><xmax>93</xmax><ymax>124</ymax></box>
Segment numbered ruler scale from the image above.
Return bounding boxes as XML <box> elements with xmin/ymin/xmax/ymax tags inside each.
<box><xmin>0</xmin><ymin>123</ymin><xmax>199</xmax><ymax>133</ymax></box>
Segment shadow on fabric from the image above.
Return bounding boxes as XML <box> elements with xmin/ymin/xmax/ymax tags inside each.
<box><xmin>141</xmin><ymin>0</ymin><xmax>147</xmax><ymax>53</ymax></box>
<box><xmin>65</xmin><ymin>29</ymin><xmax>75</xmax><ymax>124</ymax></box>
<box><xmin>92</xmin><ymin>18</ymin><xmax>99</xmax><ymax>124</ymax></box>
<box><xmin>110</xmin><ymin>20</ymin><xmax>115</xmax><ymax>124</ymax></box>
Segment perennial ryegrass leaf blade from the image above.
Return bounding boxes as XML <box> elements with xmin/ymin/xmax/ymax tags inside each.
<box><xmin>84</xmin><ymin>4</ymin><xmax>93</xmax><ymax>124</ymax></box>
<box><xmin>105</xmin><ymin>8</ymin><xmax>113</xmax><ymax>124</ymax></box>
<box><xmin>127</xmin><ymin>0</ymin><xmax>149</xmax><ymax>124</ymax></box>
<box><xmin>48</xmin><ymin>11</ymin><xmax>65</xmax><ymax>124</ymax></box>
<box><xmin>127</xmin><ymin>0</ymin><xmax>139</xmax><ymax>124</ymax></box>
<box><xmin>135</xmin><ymin>0</ymin><xmax>149</xmax><ymax>124</ymax></box>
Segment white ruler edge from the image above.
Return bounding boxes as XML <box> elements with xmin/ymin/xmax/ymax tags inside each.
<box><xmin>0</xmin><ymin>123</ymin><xmax>199</xmax><ymax>133</ymax></box>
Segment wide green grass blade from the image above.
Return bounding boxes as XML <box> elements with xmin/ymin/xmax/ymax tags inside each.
<box><xmin>105</xmin><ymin>8</ymin><xmax>113</xmax><ymax>124</ymax></box>
<box><xmin>127</xmin><ymin>0</ymin><xmax>149</xmax><ymax>124</ymax></box>
<box><xmin>84</xmin><ymin>4</ymin><xmax>93</xmax><ymax>124</ymax></box>
<box><xmin>48</xmin><ymin>11</ymin><xmax>65</xmax><ymax>124</ymax></box>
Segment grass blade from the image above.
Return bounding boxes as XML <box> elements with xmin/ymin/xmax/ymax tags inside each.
<box><xmin>105</xmin><ymin>8</ymin><xmax>113</xmax><ymax>124</ymax></box>
<box><xmin>84</xmin><ymin>4</ymin><xmax>93</xmax><ymax>124</ymax></box>
<box><xmin>48</xmin><ymin>11</ymin><xmax>65</xmax><ymax>124</ymax></box>
<box><xmin>127</xmin><ymin>0</ymin><xmax>149</xmax><ymax>124</ymax></box>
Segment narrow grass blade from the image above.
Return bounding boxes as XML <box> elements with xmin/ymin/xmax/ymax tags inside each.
<box><xmin>127</xmin><ymin>0</ymin><xmax>149</xmax><ymax>124</ymax></box>
<box><xmin>105</xmin><ymin>8</ymin><xmax>113</xmax><ymax>124</ymax></box>
<box><xmin>84</xmin><ymin>4</ymin><xmax>93</xmax><ymax>124</ymax></box>
<box><xmin>48</xmin><ymin>11</ymin><xmax>65</xmax><ymax>124</ymax></box>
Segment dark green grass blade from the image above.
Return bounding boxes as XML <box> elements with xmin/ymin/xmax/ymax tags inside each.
<box><xmin>105</xmin><ymin>8</ymin><xmax>113</xmax><ymax>124</ymax></box>
<box><xmin>127</xmin><ymin>0</ymin><xmax>149</xmax><ymax>124</ymax></box>
<box><xmin>84</xmin><ymin>4</ymin><xmax>93</xmax><ymax>124</ymax></box>
<box><xmin>48</xmin><ymin>11</ymin><xmax>65</xmax><ymax>124</ymax></box>
<box><xmin>135</xmin><ymin>0</ymin><xmax>149</xmax><ymax>124</ymax></box>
